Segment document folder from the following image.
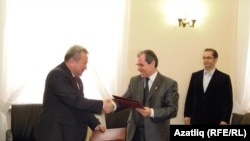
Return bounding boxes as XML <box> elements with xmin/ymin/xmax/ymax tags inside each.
<box><xmin>89</xmin><ymin>127</ymin><xmax>126</xmax><ymax>141</ymax></box>
<box><xmin>112</xmin><ymin>95</ymin><xmax>145</xmax><ymax>109</ymax></box>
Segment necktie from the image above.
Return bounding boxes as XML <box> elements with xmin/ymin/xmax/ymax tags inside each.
<box><xmin>74</xmin><ymin>76</ymin><xmax>80</xmax><ymax>90</ymax></box>
<box><xmin>143</xmin><ymin>78</ymin><xmax>149</xmax><ymax>105</ymax></box>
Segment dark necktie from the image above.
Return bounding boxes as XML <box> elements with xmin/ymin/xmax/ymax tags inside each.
<box><xmin>74</xmin><ymin>76</ymin><xmax>80</xmax><ymax>90</ymax></box>
<box><xmin>143</xmin><ymin>78</ymin><xmax>149</xmax><ymax>105</ymax></box>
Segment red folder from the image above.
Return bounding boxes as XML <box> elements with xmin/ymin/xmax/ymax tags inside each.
<box><xmin>89</xmin><ymin>127</ymin><xmax>126</xmax><ymax>141</ymax></box>
<box><xmin>112</xmin><ymin>95</ymin><xmax>145</xmax><ymax>109</ymax></box>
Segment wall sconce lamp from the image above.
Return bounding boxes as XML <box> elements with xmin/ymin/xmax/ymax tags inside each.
<box><xmin>178</xmin><ymin>18</ymin><xmax>196</xmax><ymax>27</ymax></box>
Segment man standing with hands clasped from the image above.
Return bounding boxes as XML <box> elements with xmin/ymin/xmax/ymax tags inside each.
<box><xmin>35</xmin><ymin>45</ymin><xmax>114</xmax><ymax>141</ymax></box>
<box><xmin>114</xmin><ymin>49</ymin><xmax>179</xmax><ymax>141</ymax></box>
<box><xmin>184</xmin><ymin>48</ymin><xmax>233</xmax><ymax>125</ymax></box>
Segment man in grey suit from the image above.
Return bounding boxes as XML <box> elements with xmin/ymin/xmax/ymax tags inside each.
<box><xmin>35</xmin><ymin>45</ymin><xmax>114</xmax><ymax>141</ymax></box>
<box><xmin>114</xmin><ymin>49</ymin><xmax>179</xmax><ymax>141</ymax></box>
<box><xmin>184</xmin><ymin>48</ymin><xmax>233</xmax><ymax>125</ymax></box>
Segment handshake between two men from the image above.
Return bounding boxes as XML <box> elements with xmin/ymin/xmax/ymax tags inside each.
<box><xmin>102</xmin><ymin>99</ymin><xmax>116</xmax><ymax>114</ymax></box>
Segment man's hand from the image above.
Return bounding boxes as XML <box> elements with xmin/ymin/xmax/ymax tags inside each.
<box><xmin>220</xmin><ymin>121</ymin><xmax>229</xmax><ymax>125</ymax></box>
<box><xmin>136</xmin><ymin>107</ymin><xmax>151</xmax><ymax>117</ymax></box>
<box><xmin>184</xmin><ymin>117</ymin><xmax>191</xmax><ymax>125</ymax></box>
<box><xmin>103</xmin><ymin>99</ymin><xmax>114</xmax><ymax>114</ymax></box>
<box><xmin>94</xmin><ymin>124</ymin><xmax>106</xmax><ymax>132</ymax></box>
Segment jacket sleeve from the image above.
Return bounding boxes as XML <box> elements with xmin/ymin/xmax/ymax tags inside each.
<box><xmin>87</xmin><ymin>113</ymin><xmax>101</xmax><ymax>130</ymax></box>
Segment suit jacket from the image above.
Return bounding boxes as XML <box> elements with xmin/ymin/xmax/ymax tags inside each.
<box><xmin>35</xmin><ymin>62</ymin><xmax>103</xmax><ymax>141</ymax></box>
<box><xmin>117</xmin><ymin>72</ymin><xmax>179</xmax><ymax>141</ymax></box>
<box><xmin>184</xmin><ymin>69</ymin><xmax>233</xmax><ymax>124</ymax></box>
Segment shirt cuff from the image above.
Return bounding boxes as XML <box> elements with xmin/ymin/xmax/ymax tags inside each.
<box><xmin>111</xmin><ymin>101</ymin><xmax>117</xmax><ymax>111</ymax></box>
<box><xmin>150</xmin><ymin>108</ymin><xmax>154</xmax><ymax>117</ymax></box>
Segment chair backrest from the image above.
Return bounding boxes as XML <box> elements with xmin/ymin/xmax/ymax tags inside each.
<box><xmin>11</xmin><ymin>104</ymin><xmax>42</xmax><ymax>141</ymax></box>
<box><xmin>231</xmin><ymin>113</ymin><xmax>244</xmax><ymax>124</ymax></box>
<box><xmin>105</xmin><ymin>108</ymin><xmax>130</xmax><ymax>129</ymax></box>
<box><xmin>241</xmin><ymin>113</ymin><xmax>250</xmax><ymax>124</ymax></box>
<box><xmin>231</xmin><ymin>112</ymin><xmax>250</xmax><ymax>125</ymax></box>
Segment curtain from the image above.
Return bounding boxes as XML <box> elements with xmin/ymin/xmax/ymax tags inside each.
<box><xmin>234</xmin><ymin>0</ymin><xmax>250</xmax><ymax>114</ymax></box>
<box><xmin>0</xmin><ymin>0</ymin><xmax>9</xmax><ymax>140</ymax></box>
<box><xmin>0</xmin><ymin>0</ymin><xmax>129</xmax><ymax>140</ymax></box>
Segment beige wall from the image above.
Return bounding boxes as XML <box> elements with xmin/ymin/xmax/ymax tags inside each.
<box><xmin>125</xmin><ymin>0</ymin><xmax>238</xmax><ymax>124</ymax></box>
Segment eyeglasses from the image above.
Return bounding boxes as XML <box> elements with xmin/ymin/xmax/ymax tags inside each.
<box><xmin>202</xmin><ymin>56</ymin><xmax>214</xmax><ymax>60</ymax></box>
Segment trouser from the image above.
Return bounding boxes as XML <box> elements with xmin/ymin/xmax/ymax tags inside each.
<box><xmin>132</xmin><ymin>116</ymin><xmax>145</xmax><ymax>141</ymax></box>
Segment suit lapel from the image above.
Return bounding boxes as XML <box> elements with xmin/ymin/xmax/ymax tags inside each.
<box><xmin>138</xmin><ymin>77</ymin><xmax>145</xmax><ymax>102</ymax></box>
<box><xmin>205</xmin><ymin>69</ymin><xmax>218</xmax><ymax>93</ymax></box>
<box><xmin>61</xmin><ymin>62</ymin><xmax>84</xmax><ymax>96</ymax></box>
<box><xmin>197</xmin><ymin>71</ymin><xmax>205</xmax><ymax>93</ymax></box>
<box><xmin>146</xmin><ymin>73</ymin><xmax>161</xmax><ymax>103</ymax></box>
<box><xmin>78</xmin><ymin>78</ymin><xmax>84</xmax><ymax>94</ymax></box>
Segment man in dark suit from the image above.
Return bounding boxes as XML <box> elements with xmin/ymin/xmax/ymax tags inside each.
<box><xmin>34</xmin><ymin>45</ymin><xmax>114</xmax><ymax>141</ymax></box>
<box><xmin>184</xmin><ymin>48</ymin><xmax>233</xmax><ymax>125</ymax></box>
<box><xmin>115</xmin><ymin>50</ymin><xmax>179</xmax><ymax>141</ymax></box>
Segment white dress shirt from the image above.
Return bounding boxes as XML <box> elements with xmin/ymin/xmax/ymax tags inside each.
<box><xmin>203</xmin><ymin>69</ymin><xmax>215</xmax><ymax>92</ymax></box>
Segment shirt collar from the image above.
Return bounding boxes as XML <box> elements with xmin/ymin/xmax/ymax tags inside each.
<box><xmin>72</xmin><ymin>73</ymin><xmax>77</xmax><ymax>78</ymax></box>
<box><xmin>148</xmin><ymin>71</ymin><xmax>158</xmax><ymax>82</ymax></box>
<box><xmin>204</xmin><ymin>69</ymin><xmax>215</xmax><ymax>75</ymax></box>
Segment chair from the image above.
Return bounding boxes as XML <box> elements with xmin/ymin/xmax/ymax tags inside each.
<box><xmin>6</xmin><ymin>104</ymin><xmax>42</xmax><ymax>141</ymax></box>
<box><xmin>241</xmin><ymin>113</ymin><xmax>250</xmax><ymax>124</ymax></box>
<box><xmin>105</xmin><ymin>108</ymin><xmax>130</xmax><ymax>129</ymax></box>
<box><xmin>231</xmin><ymin>112</ymin><xmax>250</xmax><ymax>125</ymax></box>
